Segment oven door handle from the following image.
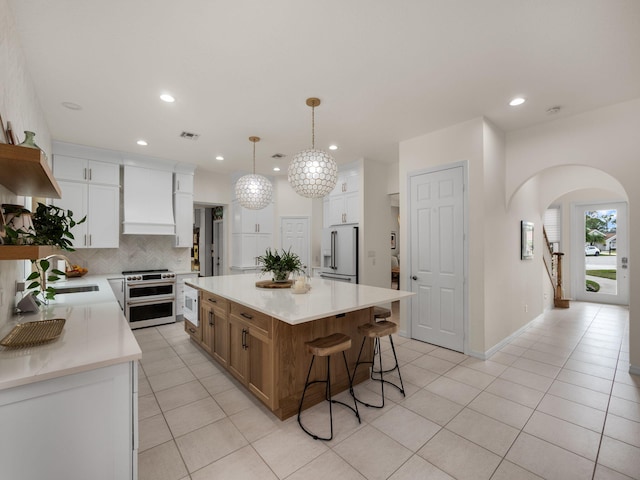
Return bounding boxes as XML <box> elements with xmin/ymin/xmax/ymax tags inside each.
<box><xmin>127</xmin><ymin>296</ymin><xmax>175</xmax><ymax>307</ymax></box>
<box><xmin>127</xmin><ymin>281</ymin><xmax>176</xmax><ymax>288</ymax></box>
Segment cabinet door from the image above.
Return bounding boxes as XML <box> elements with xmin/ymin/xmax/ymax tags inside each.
<box><xmin>329</xmin><ymin>195</ymin><xmax>346</xmax><ymax>226</ymax></box>
<box><xmin>343</xmin><ymin>169</ymin><xmax>359</xmax><ymax>193</ymax></box>
<box><xmin>255</xmin><ymin>234</ymin><xmax>272</xmax><ymax>262</ymax></box>
<box><xmin>174</xmin><ymin>192</ymin><xmax>193</xmax><ymax>248</ymax></box>
<box><xmin>200</xmin><ymin>304</ymin><xmax>214</xmax><ymax>354</ymax></box>
<box><xmin>211</xmin><ymin>305</ymin><xmax>228</xmax><ymax>367</ymax></box>
<box><xmin>87</xmin><ymin>184</ymin><xmax>119</xmax><ymax>248</ymax></box>
<box><xmin>53</xmin><ymin>155</ymin><xmax>88</xmax><ymax>182</ymax></box>
<box><xmin>184</xmin><ymin>318</ymin><xmax>201</xmax><ymax>342</ymax></box>
<box><xmin>174</xmin><ymin>173</ymin><xmax>194</xmax><ymax>194</ymax></box>
<box><xmin>323</xmin><ymin>197</ymin><xmax>330</xmax><ymax>228</ymax></box>
<box><xmin>53</xmin><ymin>181</ymin><xmax>88</xmax><ymax>248</ymax></box>
<box><xmin>255</xmin><ymin>203</ymin><xmax>273</xmax><ymax>233</ymax></box>
<box><xmin>344</xmin><ymin>190</ymin><xmax>360</xmax><ymax>224</ymax></box>
<box><xmin>88</xmin><ymin>160</ymin><xmax>120</xmax><ymax>185</ymax></box>
<box><xmin>227</xmin><ymin>317</ymin><xmax>248</xmax><ymax>384</ymax></box>
<box><xmin>247</xmin><ymin>328</ymin><xmax>273</xmax><ymax>407</ymax></box>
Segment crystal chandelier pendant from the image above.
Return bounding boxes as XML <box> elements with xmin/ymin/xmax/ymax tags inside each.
<box><xmin>235</xmin><ymin>137</ymin><xmax>273</xmax><ymax>210</ymax></box>
<box><xmin>288</xmin><ymin>98</ymin><xmax>338</xmax><ymax>198</ymax></box>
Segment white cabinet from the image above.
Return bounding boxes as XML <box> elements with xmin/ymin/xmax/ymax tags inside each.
<box><xmin>0</xmin><ymin>362</ymin><xmax>137</xmax><ymax>480</ymax></box>
<box><xmin>232</xmin><ymin>200</ymin><xmax>273</xmax><ymax>234</ymax></box>
<box><xmin>108</xmin><ymin>277</ymin><xmax>125</xmax><ymax>310</ymax></box>
<box><xmin>174</xmin><ymin>173</ymin><xmax>194</xmax><ymax>194</ymax></box>
<box><xmin>324</xmin><ymin>167</ymin><xmax>360</xmax><ymax>226</ymax></box>
<box><xmin>231</xmin><ymin>201</ymin><xmax>273</xmax><ymax>269</ymax></box>
<box><xmin>54</xmin><ymin>155</ymin><xmax>120</xmax><ymax>185</ymax></box>
<box><xmin>176</xmin><ymin>273</ymin><xmax>198</xmax><ymax>317</ymax></box>
<box><xmin>53</xmin><ymin>180</ymin><xmax>119</xmax><ymax>248</ymax></box>
<box><xmin>174</xmin><ymin>172</ymin><xmax>194</xmax><ymax>248</ymax></box>
<box><xmin>174</xmin><ymin>192</ymin><xmax>193</xmax><ymax>248</ymax></box>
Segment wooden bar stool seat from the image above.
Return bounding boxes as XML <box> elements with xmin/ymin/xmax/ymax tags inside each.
<box><xmin>297</xmin><ymin>333</ymin><xmax>360</xmax><ymax>441</ymax></box>
<box><xmin>351</xmin><ymin>308</ymin><xmax>405</xmax><ymax>409</ymax></box>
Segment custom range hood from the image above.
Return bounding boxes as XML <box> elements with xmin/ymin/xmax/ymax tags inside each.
<box><xmin>123</xmin><ymin>163</ymin><xmax>175</xmax><ymax>235</ymax></box>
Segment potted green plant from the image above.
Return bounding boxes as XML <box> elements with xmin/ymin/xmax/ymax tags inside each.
<box><xmin>3</xmin><ymin>203</ymin><xmax>86</xmax><ymax>305</ymax></box>
<box><xmin>257</xmin><ymin>247</ymin><xmax>304</xmax><ymax>282</ymax></box>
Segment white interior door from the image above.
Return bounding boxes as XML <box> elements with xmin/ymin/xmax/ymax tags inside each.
<box><xmin>281</xmin><ymin>217</ymin><xmax>310</xmax><ymax>272</ymax></box>
<box><xmin>573</xmin><ymin>202</ymin><xmax>628</xmax><ymax>305</ymax></box>
<box><xmin>409</xmin><ymin>165</ymin><xmax>465</xmax><ymax>352</ymax></box>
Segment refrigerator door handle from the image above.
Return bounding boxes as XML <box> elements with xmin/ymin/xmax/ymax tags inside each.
<box><xmin>331</xmin><ymin>230</ymin><xmax>337</xmax><ymax>270</ymax></box>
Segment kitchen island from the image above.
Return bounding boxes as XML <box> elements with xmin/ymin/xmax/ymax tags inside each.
<box><xmin>186</xmin><ymin>274</ymin><xmax>413</xmax><ymax>420</ymax></box>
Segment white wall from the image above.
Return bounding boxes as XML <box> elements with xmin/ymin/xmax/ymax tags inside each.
<box><xmin>361</xmin><ymin>158</ymin><xmax>391</xmax><ymax>288</ymax></box>
<box><xmin>506</xmin><ymin>98</ymin><xmax>640</xmax><ymax>370</ymax></box>
<box><xmin>0</xmin><ymin>0</ymin><xmax>51</xmax><ymax>331</ymax></box>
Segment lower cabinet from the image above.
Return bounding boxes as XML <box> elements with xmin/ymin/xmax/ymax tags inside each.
<box><xmin>200</xmin><ymin>293</ymin><xmax>228</xmax><ymax>367</ymax></box>
<box><xmin>227</xmin><ymin>305</ymin><xmax>274</xmax><ymax>409</ymax></box>
<box><xmin>184</xmin><ymin>317</ymin><xmax>201</xmax><ymax>343</ymax></box>
<box><xmin>0</xmin><ymin>362</ymin><xmax>137</xmax><ymax>480</ymax></box>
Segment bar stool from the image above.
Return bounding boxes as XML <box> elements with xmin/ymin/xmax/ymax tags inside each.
<box><xmin>297</xmin><ymin>333</ymin><xmax>361</xmax><ymax>441</ymax></box>
<box><xmin>351</xmin><ymin>307</ymin><xmax>405</xmax><ymax>408</ymax></box>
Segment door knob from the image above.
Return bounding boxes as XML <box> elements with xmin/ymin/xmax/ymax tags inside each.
<box><xmin>412</xmin><ymin>276</ymin><xmax>418</xmax><ymax>281</ymax></box>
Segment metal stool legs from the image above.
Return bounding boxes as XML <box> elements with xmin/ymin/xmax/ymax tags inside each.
<box><xmin>297</xmin><ymin>351</ymin><xmax>360</xmax><ymax>441</ymax></box>
<box><xmin>351</xmin><ymin>334</ymin><xmax>405</xmax><ymax>408</ymax></box>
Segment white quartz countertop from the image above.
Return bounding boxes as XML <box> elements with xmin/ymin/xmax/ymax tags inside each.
<box><xmin>188</xmin><ymin>274</ymin><xmax>414</xmax><ymax>325</ymax></box>
<box><xmin>0</xmin><ymin>275</ymin><xmax>141</xmax><ymax>391</ymax></box>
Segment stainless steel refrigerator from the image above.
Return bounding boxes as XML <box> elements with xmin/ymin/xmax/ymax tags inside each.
<box><xmin>320</xmin><ymin>225</ymin><xmax>359</xmax><ymax>283</ymax></box>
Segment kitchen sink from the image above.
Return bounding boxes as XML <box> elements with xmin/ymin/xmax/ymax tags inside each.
<box><xmin>52</xmin><ymin>285</ymin><xmax>100</xmax><ymax>294</ymax></box>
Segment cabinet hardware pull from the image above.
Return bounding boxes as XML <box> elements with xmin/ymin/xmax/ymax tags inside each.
<box><xmin>84</xmin><ymin>234</ymin><xmax>87</xmax><ymax>246</ymax></box>
<box><xmin>242</xmin><ymin>329</ymin><xmax>247</xmax><ymax>349</ymax></box>
<box><xmin>88</xmin><ymin>168</ymin><xmax>92</xmax><ymax>181</ymax></box>
<box><xmin>209</xmin><ymin>311</ymin><xmax>214</xmax><ymax>326</ymax></box>
<box><xmin>83</xmin><ymin>168</ymin><xmax>87</xmax><ymax>180</ymax></box>
<box><xmin>88</xmin><ymin>234</ymin><xmax>92</xmax><ymax>246</ymax></box>
<box><xmin>177</xmin><ymin>180</ymin><xmax>180</xmax><ymax>191</ymax></box>
<box><xmin>241</xmin><ymin>312</ymin><xmax>253</xmax><ymax>320</ymax></box>
<box><xmin>189</xmin><ymin>327</ymin><xmax>196</xmax><ymax>334</ymax></box>
<box><xmin>208</xmin><ymin>298</ymin><xmax>217</xmax><ymax>303</ymax></box>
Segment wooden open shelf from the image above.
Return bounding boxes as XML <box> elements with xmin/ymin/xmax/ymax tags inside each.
<box><xmin>0</xmin><ymin>144</ymin><xmax>61</xmax><ymax>199</ymax></box>
<box><xmin>0</xmin><ymin>245</ymin><xmax>58</xmax><ymax>260</ymax></box>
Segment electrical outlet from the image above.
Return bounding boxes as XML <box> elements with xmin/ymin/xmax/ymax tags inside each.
<box><xmin>0</xmin><ymin>288</ymin><xmax>4</xmax><ymax>307</ymax></box>
<box><xmin>524</xmin><ymin>304</ymin><xmax>528</xmax><ymax>313</ymax></box>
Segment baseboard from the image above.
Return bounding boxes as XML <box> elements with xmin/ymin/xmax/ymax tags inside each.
<box><xmin>398</xmin><ymin>329</ymin><xmax>408</xmax><ymax>338</ymax></box>
<box><xmin>478</xmin><ymin>312</ymin><xmax>544</xmax><ymax>360</ymax></box>
<box><xmin>629</xmin><ymin>365</ymin><xmax>640</xmax><ymax>376</ymax></box>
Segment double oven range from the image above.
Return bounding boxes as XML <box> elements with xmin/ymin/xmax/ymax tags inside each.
<box><xmin>123</xmin><ymin>269</ymin><xmax>176</xmax><ymax>329</ymax></box>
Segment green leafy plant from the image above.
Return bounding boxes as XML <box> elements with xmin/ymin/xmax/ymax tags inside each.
<box><xmin>257</xmin><ymin>247</ymin><xmax>304</xmax><ymax>282</ymax></box>
<box><xmin>3</xmin><ymin>202</ymin><xmax>85</xmax><ymax>249</ymax></box>
<box><xmin>26</xmin><ymin>258</ymin><xmax>65</xmax><ymax>305</ymax></box>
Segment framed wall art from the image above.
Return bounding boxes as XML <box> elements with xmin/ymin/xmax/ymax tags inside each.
<box><xmin>521</xmin><ymin>221</ymin><xmax>534</xmax><ymax>260</ymax></box>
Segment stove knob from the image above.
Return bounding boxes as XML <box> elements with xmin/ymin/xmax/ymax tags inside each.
<box><xmin>126</xmin><ymin>276</ymin><xmax>131</xmax><ymax>281</ymax></box>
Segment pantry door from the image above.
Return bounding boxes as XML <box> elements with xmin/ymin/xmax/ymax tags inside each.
<box><xmin>409</xmin><ymin>164</ymin><xmax>466</xmax><ymax>352</ymax></box>
<box><xmin>280</xmin><ymin>217</ymin><xmax>310</xmax><ymax>273</ymax></box>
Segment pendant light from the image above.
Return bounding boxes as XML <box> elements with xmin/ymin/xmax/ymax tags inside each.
<box><xmin>288</xmin><ymin>98</ymin><xmax>338</xmax><ymax>198</ymax></box>
<box><xmin>235</xmin><ymin>136</ymin><xmax>273</xmax><ymax>210</ymax></box>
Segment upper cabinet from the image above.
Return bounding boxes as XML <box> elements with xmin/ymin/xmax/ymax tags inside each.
<box><xmin>232</xmin><ymin>200</ymin><xmax>273</xmax><ymax>234</ymax></box>
<box><xmin>0</xmin><ymin>144</ymin><xmax>61</xmax><ymax>198</ymax></box>
<box><xmin>52</xmin><ymin>154</ymin><xmax>120</xmax><ymax>249</ymax></box>
<box><xmin>53</xmin><ymin>155</ymin><xmax>120</xmax><ymax>186</ymax></box>
<box><xmin>174</xmin><ymin>173</ymin><xmax>194</xmax><ymax>194</ymax></box>
<box><xmin>174</xmin><ymin>171</ymin><xmax>194</xmax><ymax>248</ymax></box>
<box><xmin>324</xmin><ymin>166</ymin><xmax>360</xmax><ymax>226</ymax></box>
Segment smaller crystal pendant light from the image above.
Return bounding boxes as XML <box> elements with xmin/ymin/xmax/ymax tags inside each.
<box><xmin>235</xmin><ymin>136</ymin><xmax>273</xmax><ymax>210</ymax></box>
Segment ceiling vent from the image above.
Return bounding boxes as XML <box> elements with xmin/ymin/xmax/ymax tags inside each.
<box><xmin>271</xmin><ymin>153</ymin><xmax>286</xmax><ymax>159</ymax></box>
<box><xmin>180</xmin><ymin>131</ymin><xmax>200</xmax><ymax>140</ymax></box>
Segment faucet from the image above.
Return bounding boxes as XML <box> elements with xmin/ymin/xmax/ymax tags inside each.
<box><xmin>40</xmin><ymin>254</ymin><xmax>73</xmax><ymax>290</ymax></box>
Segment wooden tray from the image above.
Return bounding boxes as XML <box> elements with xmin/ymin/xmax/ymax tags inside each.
<box><xmin>0</xmin><ymin>318</ymin><xmax>66</xmax><ymax>348</ymax></box>
<box><xmin>255</xmin><ymin>280</ymin><xmax>294</xmax><ymax>289</ymax></box>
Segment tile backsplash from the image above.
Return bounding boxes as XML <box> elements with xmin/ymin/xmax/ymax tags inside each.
<box><xmin>64</xmin><ymin>235</ymin><xmax>191</xmax><ymax>275</ymax></box>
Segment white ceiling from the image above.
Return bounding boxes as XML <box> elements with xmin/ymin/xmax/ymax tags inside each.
<box><xmin>8</xmin><ymin>0</ymin><xmax>640</xmax><ymax>176</ymax></box>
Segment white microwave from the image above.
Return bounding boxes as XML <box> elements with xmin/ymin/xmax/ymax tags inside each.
<box><xmin>183</xmin><ymin>285</ymin><xmax>199</xmax><ymax>326</ymax></box>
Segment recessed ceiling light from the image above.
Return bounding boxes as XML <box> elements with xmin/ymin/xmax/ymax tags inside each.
<box><xmin>329</xmin><ymin>144</ymin><xmax>338</xmax><ymax>151</ymax></box>
<box><xmin>62</xmin><ymin>101</ymin><xmax>82</xmax><ymax>110</ymax></box>
<box><xmin>160</xmin><ymin>94</ymin><xmax>175</xmax><ymax>103</ymax></box>
<box><xmin>509</xmin><ymin>97</ymin><xmax>526</xmax><ymax>106</ymax></box>
<box><xmin>215</xmin><ymin>156</ymin><xmax>224</xmax><ymax>161</ymax></box>
<box><xmin>137</xmin><ymin>140</ymin><xmax>148</xmax><ymax>146</ymax></box>
<box><xmin>273</xmin><ymin>167</ymin><xmax>281</xmax><ymax>172</ymax></box>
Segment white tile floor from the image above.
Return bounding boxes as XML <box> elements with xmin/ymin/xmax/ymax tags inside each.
<box><xmin>134</xmin><ymin>302</ymin><xmax>639</xmax><ymax>480</ymax></box>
